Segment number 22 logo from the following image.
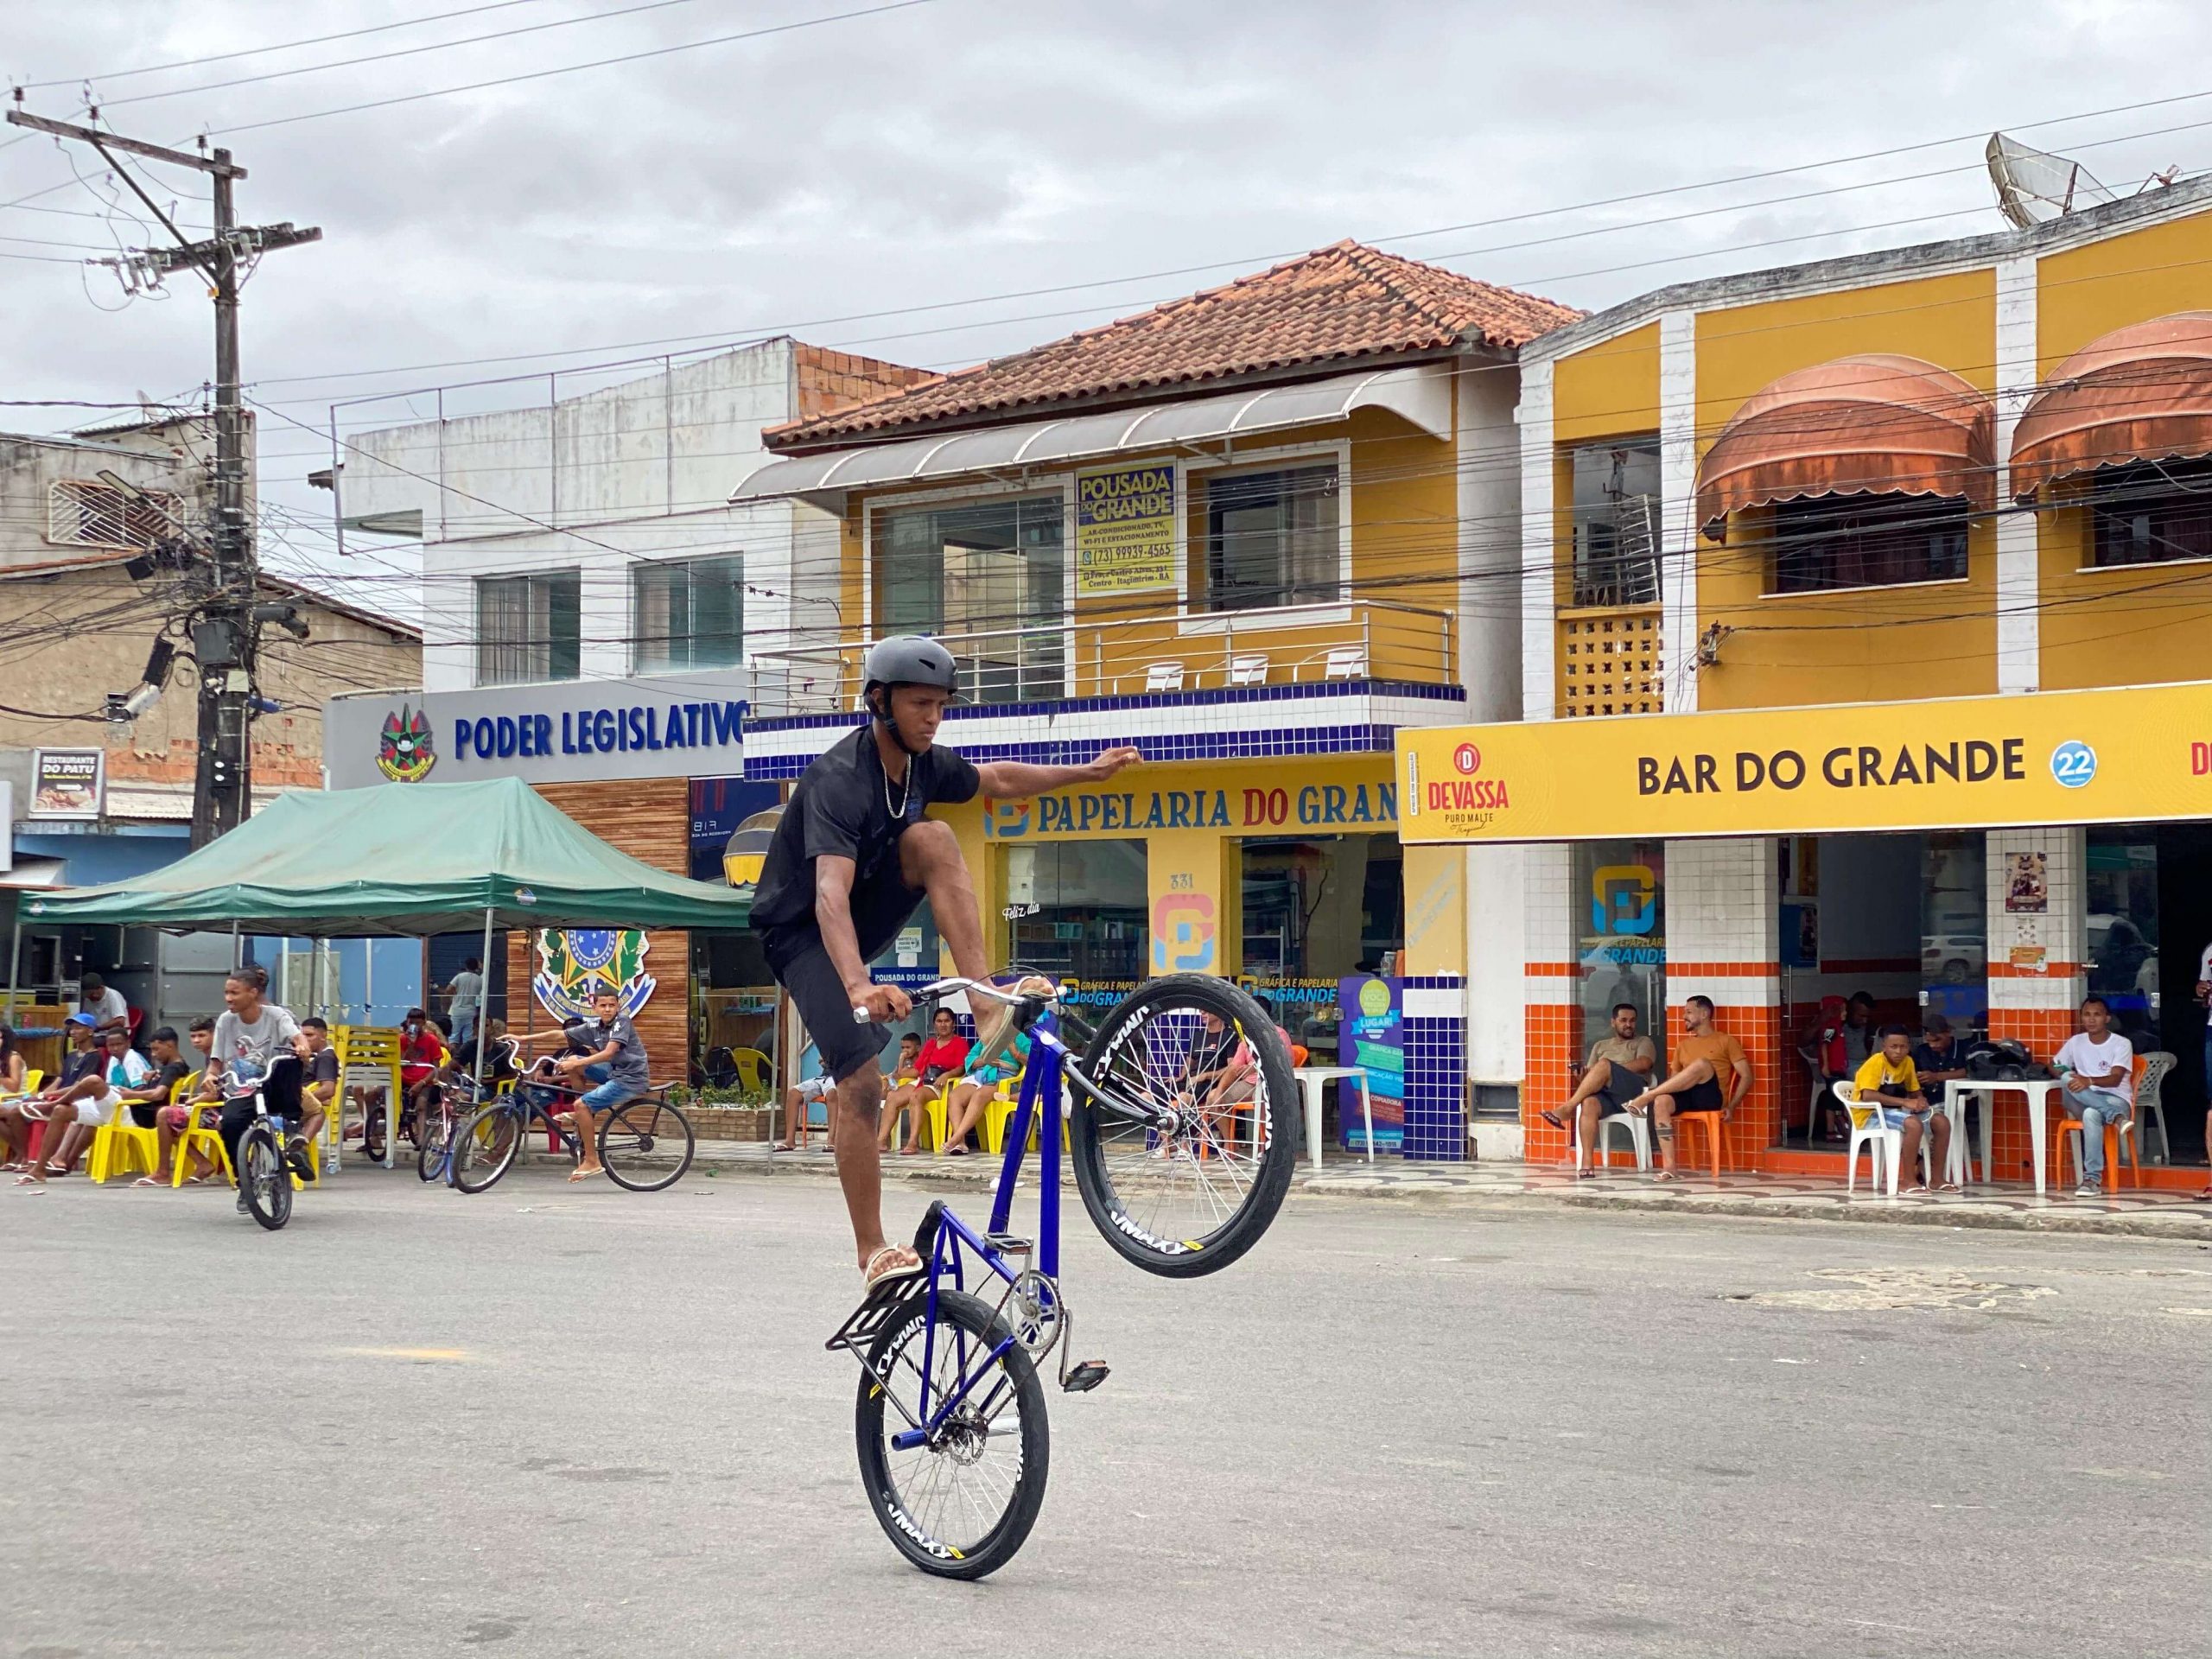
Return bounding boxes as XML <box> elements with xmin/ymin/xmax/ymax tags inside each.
<box><xmin>2050</xmin><ymin>740</ymin><xmax>2098</xmax><ymax>789</ymax></box>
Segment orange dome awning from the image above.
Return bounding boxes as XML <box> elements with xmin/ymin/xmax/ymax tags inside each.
<box><xmin>1694</xmin><ymin>354</ymin><xmax>1996</xmax><ymax>539</ymax></box>
<box><xmin>2009</xmin><ymin>311</ymin><xmax>2212</xmax><ymax>502</ymax></box>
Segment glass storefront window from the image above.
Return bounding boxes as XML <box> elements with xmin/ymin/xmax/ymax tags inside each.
<box><xmin>1003</xmin><ymin>841</ymin><xmax>1147</xmax><ymax>992</ymax></box>
<box><xmin>2087</xmin><ymin>830</ymin><xmax>2160</xmax><ymax>1049</ymax></box>
<box><xmin>1238</xmin><ymin>833</ymin><xmax>1402</xmax><ymax>1060</ymax></box>
<box><xmin>1921</xmin><ymin>832</ymin><xmax>1987</xmax><ymax>1039</ymax></box>
<box><xmin>1572</xmin><ymin>839</ymin><xmax>1666</xmax><ymax>1064</ymax></box>
<box><xmin>690</xmin><ymin>929</ymin><xmax>777</xmax><ymax>1090</ymax></box>
<box><xmin>874</xmin><ymin>495</ymin><xmax>1065</xmax><ymax>702</ymax></box>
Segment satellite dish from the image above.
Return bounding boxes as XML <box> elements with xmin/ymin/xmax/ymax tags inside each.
<box><xmin>1987</xmin><ymin>132</ymin><xmax>2117</xmax><ymax>228</ymax></box>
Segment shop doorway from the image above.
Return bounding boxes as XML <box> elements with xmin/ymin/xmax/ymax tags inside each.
<box><xmin>1239</xmin><ymin>832</ymin><xmax>1402</xmax><ymax>1060</ymax></box>
<box><xmin>1003</xmin><ymin>840</ymin><xmax>1147</xmax><ymax>989</ymax></box>
<box><xmin>1573</xmin><ymin>839</ymin><xmax>1665</xmax><ymax>1071</ymax></box>
<box><xmin>2154</xmin><ymin>823</ymin><xmax>2212</xmax><ymax>1160</ymax></box>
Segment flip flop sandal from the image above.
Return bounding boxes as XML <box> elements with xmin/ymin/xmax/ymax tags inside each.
<box><xmin>131</xmin><ymin>1176</ymin><xmax>165</xmax><ymax>1188</ymax></box>
<box><xmin>862</xmin><ymin>1244</ymin><xmax>924</xmax><ymax>1290</ymax></box>
<box><xmin>1537</xmin><ymin>1108</ymin><xmax>1569</xmax><ymax>1131</ymax></box>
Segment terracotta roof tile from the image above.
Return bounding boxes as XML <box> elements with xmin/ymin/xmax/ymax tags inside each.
<box><xmin>765</xmin><ymin>241</ymin><xmax>1582</xmax><ymax>449</ymax></box>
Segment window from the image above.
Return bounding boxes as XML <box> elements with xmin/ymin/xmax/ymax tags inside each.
<box><xmin>634</xmin><ymin>553</ymin><xmax>743</xmax><ymax>673</ymax></box>
<box><xmin>1568</xmin><ymin>439</ymin><xmax>1662</xmax><ymax>607</ymax></box>
<box><xmin>1003</xmin><ymin>840</ymin><xmax>1147</xmax><ymax>988</ymax></box>
<box><xmin>475</xmin><ymin>570</ymin><xmax>582</xmax><ymax>685</ymax></box>
<box><xmin>1769</xmin><ymin>493</ymin><xmax>1969</xmax><ymax>594</ymax></box>
<box><xmin>2087</xmin><ymin>457</ymin><xmax>2212</xmax><ymax>567</ymax></box>
<box><xmin>874</xmin><ymin>495</ymin><xmax>1065</xmax><ymax>702</ymax></box>
<box><xmin>1203</xmin><ymin>464</ymin><xmax>1339</xmax><ymax>612</ymax></box>
<box><xmin>48</xmin><ymin>478</ymin><xmax>182</xmax><ymax>550</ymax></box>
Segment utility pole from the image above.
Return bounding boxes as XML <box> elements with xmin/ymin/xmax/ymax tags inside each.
<box><xmin>6</xmin><ymin>106</ymin><xmax>320</xmax><ymax>845</ymax></box>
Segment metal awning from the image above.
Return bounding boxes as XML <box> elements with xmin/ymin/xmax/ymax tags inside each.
<box><xmin>1695</xmin><ymin>354</ymin><xmax>1995</xmax><ymax>538</ymax></box>
<box><xmin>0</xmin><ymin>856</ymin><xmax>67</xmax><ymax>891</ymax></box>
<box><xmin>729</xmin><ymin>363</ymin><xmax>1452</xmax><ymax>505</ymax></box>
<box><xmin>2011</xmin><ymin>311</ymin><xmax>2212</xmax><ymax>500</ymax></box>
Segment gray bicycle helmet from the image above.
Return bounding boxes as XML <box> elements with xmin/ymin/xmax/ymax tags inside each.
<box><xmin>861</xmin><ymin>634</ymin><xmax>961</xmax><ymax>754</ymax></box>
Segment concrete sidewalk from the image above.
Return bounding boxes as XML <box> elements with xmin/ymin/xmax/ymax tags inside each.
<box><xmin>676</xmin><ymin>1140</ymin><xmax>2212</xmax><ymax>1241</ymax></box>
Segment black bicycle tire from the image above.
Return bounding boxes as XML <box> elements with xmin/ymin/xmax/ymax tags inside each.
<box><xmin>240</xmin><ymin>1123</ymin><xmax>291</xmax><ymax>1231</ymax></box>
<box><xmin>360</xmin><ymin>1104</ymin><xmax>385</xmax><ymax>1164</ymax></box>
<box><xmin>855</xmin><ymin>1288</ymin><xmax>1048</xmax><ymax>1580</ymax></box>
<box><xmin>416</xmin><ymin>1108</ymin><xmax>452</xmax><ymax>1184</ymax></box>
<box><xmin>449</xmin><ymin>1103</ymin><xmax>521</xmax><ymax>1195</ymax></box>
<box><xmin>597</xmin><ymin>1097</ymin><xmax>694</xmax><ymax>1193</ymax></box>
<box><xmin>1069</xmin><ymin>973</ymin><xmax>1298</xmax><ymax>1278</ymax></box>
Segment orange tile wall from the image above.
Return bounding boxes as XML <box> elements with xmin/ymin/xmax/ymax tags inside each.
<box><xmin>1984</xmin><ymin>1006</ymin><xmax>2082</xmax><ymax>1183</ymax></box>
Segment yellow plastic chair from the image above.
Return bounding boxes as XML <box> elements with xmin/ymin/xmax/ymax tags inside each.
<box><xmin>728</xmin><ymin>1048</ymin><xmax>770</xmax><ymax>1093</ymax></box>
<box><xmin>88</xmin><ymin>1071</ymin><xmax>163</xmax><ymax>1183</ymax></box>
<box><xmin>333</xmin><ymin>1025</ymin><xmax>404</xmax><ymax>1148</ymax></box>
<box><xmin>982</xmin><ymin>1077</ymin><xmax>1038</xmax><ymax>1156</ymax></box>
<box><xmin>168</xmin><ymin>1074</ymin><xmax>232</xmax><ymax>1188</ymax></box>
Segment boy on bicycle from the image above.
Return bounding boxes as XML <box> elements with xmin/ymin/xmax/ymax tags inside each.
<box><xmin>749</xmin><ymin>634</ymin><xmax>1139</xmax><ymax>1290</ymax></box>
<box><xmin>552</xmin><ymin>986</ymin><xmax>646</xmax><ymax>1183</ymax></box>
<box><xmin>207</xmin><ymin>965</ymin><xmax>313</xmax><ymax>1213</ymax></box>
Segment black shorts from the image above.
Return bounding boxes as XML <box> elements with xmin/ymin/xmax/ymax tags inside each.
<box><xmin>760</xmin><ymin>861</ymin><xmax>923</xmax><ymax>1085</ymax></box>
<box><xmin>1588</xmin><ymin>1060</ymin><xmax>1644</xmax><ymax>1110</ymax></box>
<box><xmin>1674</xmin><ymin>1077</ymin><xmax>1726</xmax><ymax>1114</ymax></box>
<box><xmin>128</xmin><ymin>1101</ymin><xmax>160</xmax><ymax>1130</ymax></box>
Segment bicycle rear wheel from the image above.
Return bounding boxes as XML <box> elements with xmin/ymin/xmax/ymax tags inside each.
<box><xmin>1069</xmin><ymin>973</ymin><xmax>1297</xmax><ymax>1277</ymax></box>
<box><xmin>239</xmin><ymin>1122</ymin><xmax>292</xmax><ymax>1231</ymax></box>
<box><xmin>450</xmin><ymin>1103</ymin><xmax>522</xmax><ymax>1195</ymax></box>
<box><xmin>598</xmin><ymin>1097</ymin><xmax>694</xmax><ymax>1193</ymax></box>
<box><xmin>855</xmin><ymin>1288</ymin><xmax>1047</xmax><ymax>1580</ymax></box>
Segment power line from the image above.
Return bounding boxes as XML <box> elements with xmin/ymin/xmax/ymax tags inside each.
<box><xmin>213</xmin><ymin>0</ymin><xmax>950</xmax><ymax>135</ymax></box>
<box><xmin>99</xmin><ymin>0</ymin><xmax>718</xmax><ymax>110</ymax></box>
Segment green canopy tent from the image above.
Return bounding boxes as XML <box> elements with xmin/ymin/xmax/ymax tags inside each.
<box><xmin>24</xmin><ymin>779</ymin><xmax>752</xmax><ymax>1163</ymax></box>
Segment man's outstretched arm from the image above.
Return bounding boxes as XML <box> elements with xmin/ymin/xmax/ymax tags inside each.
<box><xmin>976</xmin><ymin>747</ymin><xmax>1141</xmax><ymax>801</ymax></box>
<box><xmin>815</xmin><ymin>854</ymin><xmax>910</xmax><ymax>1023</ymax></box>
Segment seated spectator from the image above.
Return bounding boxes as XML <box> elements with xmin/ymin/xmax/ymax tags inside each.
<box><xmin>1255</xmin><ymin>998</ymin><xmax>1309</xmax><ymax>1067</ymax></box>
<box><xmin>1545</xmin><ymin>1001</ymin><xmax>1657</xmax><ymax>1177</ymax></box>
<box><xmin>399</xmin><ymin>1007</ymin><xmax>444</xmax><ymax>1135</ymax></box>
<box><xmin>0</xmin><ymin>1024</ymin><xmax>26</xmax><ymax>1098</ymax></box>
<box><xmin>880</xmin><ymin>1032</ymin><xmax>927</xmax><ymax>1154</ymax></box>
<box><xmin>1910</xmin><ymin>1015</ymin><xmax>1970</xmax><ymax>1140</ymax></box>
<box><xmin>515</xmin><ymin>1018</ymin><xmax>602</xmax><ymax>1113</ymax></box>
<box><xmin>1</xmin><ymin>1014</ymin><xmax>101</xmax><ymax>1173</ymax></box>
<box><xmin>887</xmin><ymin>1010</ymin><xmax>972</xmax><ymax>1154</ymax></box>
<box><xmin>15</xmin><ymin>1025</ymin><xmax>152</xmax><ymax>1185</ymax></box>
<box><xmin>2054</xmin><ymin>995</ymin><xmax>2134</xmax><ymax>1198</ymax></box>
<box><xmin>153</xmin><ymin>1016</ymin><xmax>222</xmax><ymax>1185</ymax></box>
<box><xmin>1853</xmin><ymin>1023</ymin><xmax>1955</xmax><ymax>1193</ymax></box>
<box><xmin>1621</xmin><ymin>995</ymin><xmax>1753</xmax><ymax>1181</ymax></box>
<box><xmin>296</xmin><ymin>1017</ymin><xmax>338</xmax><ymax>1155</ymax></box>
<box><xmin>778</xmin><ymin>1072</ymin><xmax>836</xmax><ymax>1152</ymax></box>
<box><xmin>76</xmin><ymin>971</ymin><xmax>131</xmax><ymax>1038</ymax></box>
<box><xmin>941</xmin><ymin>1030</ymin><xmax>1035</xmax><ymax>1157</ymax></box>
<box><xmin>456</xmin><ymin>1018</ymin><xmax>516</xmax><ymax>1090</ymax></box>
<box><xmin>124</xmin><ymin>1027</ymin><xmax>195</xmax><ymax>1188</ymax></box>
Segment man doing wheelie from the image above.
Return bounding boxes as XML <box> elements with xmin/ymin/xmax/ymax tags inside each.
<box><xmin>749</xmin><ymin>635</ymin><xmax>1138</xmax><ymax>1291</ymax></box>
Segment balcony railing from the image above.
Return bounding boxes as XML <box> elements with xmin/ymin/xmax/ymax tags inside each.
<box><xmin>744</xmin><ymin>600</ymin><xmax>1457</xmax><ymax>719</ymax></box>
<box><xmin>1557</xmin><ymin>604</ymin><xmax>1663</xmax><ymax>719</ymax></box>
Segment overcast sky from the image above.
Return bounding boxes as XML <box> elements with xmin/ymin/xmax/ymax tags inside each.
<box><xmin>3</xmin><ymin>0</ymin><xmax>2208</xmax><ymax>602</ymax></box>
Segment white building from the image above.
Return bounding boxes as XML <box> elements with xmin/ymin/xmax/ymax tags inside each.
<box><xmin>326</xmin><ymin>340</ymin><xmax>927</xmax><ymax>696</ymax></box>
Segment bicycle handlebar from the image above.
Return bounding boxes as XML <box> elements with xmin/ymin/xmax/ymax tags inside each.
<box><xmin>850</xmin><ymin>975</ymin><xmax>1061</xmax><ymax>1023</ymax></box>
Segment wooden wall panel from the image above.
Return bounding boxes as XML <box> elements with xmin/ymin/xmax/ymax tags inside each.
<box><xmin>505</xmin><ymin>779</ymin><xmax>693</xmax><ymax>1083</ymax></box>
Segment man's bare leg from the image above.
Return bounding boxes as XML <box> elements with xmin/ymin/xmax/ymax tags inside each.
<box><xmin>1624</xmin><ymin>1058</ymin><xmax>1713</xmax><ymax>1114</ymax></box>
<box><xmin>832</xmin><ymin>1061</ymin><xmax>898</xmax><ymax>1272</ymax></box>
<box><xmin>568</xmin><ymin>1105</ymin><xmax>602</xmax><ymax>1178</ymax></box>
<box><xmin>1573</xmin><ymin>1094</ymin><xmax>1604</xmax><ymax>1168</ymax></box>
<box><xmin>1650</xmin><ymin>1093</ymin><xmax>1680</xmax><ymax>1173</ymax></box>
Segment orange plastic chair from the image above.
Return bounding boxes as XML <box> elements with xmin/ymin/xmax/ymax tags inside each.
<box><xmin>2050</xmin><ymin>1055</ymin><xmax>2144</xmax><ymax>1194</ymax></box>
<box><xmin>1673</xmin><ymin>1110</ymin><xmax>1726</xmax><ymax>1182</ymax></box>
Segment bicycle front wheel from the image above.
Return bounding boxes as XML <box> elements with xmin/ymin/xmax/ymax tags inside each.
<box><xmin>598</xmin><ymin>1098</ymin><xmax>695</xmax><ymax>1193</ymax></box>
<box><xmin>450</xmin><ymin>1103</ymin><xmax>521</xmax><ymax>1195</ymax></box>
<box><xmin>855</xmin><ymin>1288</ymin><xmax>1047</xmax><ymax>1580</ymax></box>
<box><xmin>1070</xmin><ymin>973</ymin><xmax>1297</xmax><ymax>1277</ymax></box>
<box><xmin>239</xmin><ymin>1122</ymin><xmax>292</xmax><ymax>1231</ymax></box>
<box><xmin>416</xmin><ymin>1107</ymin><xmax>453</xmax><ymax>1184</ymax></box>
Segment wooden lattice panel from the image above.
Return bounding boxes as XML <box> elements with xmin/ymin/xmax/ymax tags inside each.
<box><xmin>1558</xmin><ymin>606</ymin><xmax>1663</xmax><ymax>719</ymax></box>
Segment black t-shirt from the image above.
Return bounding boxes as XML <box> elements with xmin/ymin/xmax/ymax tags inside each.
<box><xmin>59</xmin><ymin>1046</ymin><xmax>101</xmax><ymax>1089</ymax></box>
<box><xmin>144</xmin><ymin>1057</ymin><xmax>191</xmax><ymax>1099</ymax></box>
<box><xmin>751</xmin><ymin>726</ymin><xmax>982</xmax><ymax>935</ymax></box>
<box><xmin>1910</xmin><ymin>1042</ymin><xmax>1961</xmax><ymax>1084</ymax></box>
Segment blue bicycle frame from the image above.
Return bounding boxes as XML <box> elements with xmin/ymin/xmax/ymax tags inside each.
<box><xmin>884</xmin><ymin>1015</ymin><xmax>1073</xmax><ymax>1452</ymax></box>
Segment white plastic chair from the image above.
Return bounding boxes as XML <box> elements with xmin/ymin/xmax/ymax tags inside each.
<box><xmin>1143</xmin><ymin>660</ymin><xmax>1185</xmax><ymax>693</ymax></box>
<box><xmin>1576</xmin><ymin>1109</ymin><xmax>1649</xmax><ymax>1173</ymax></box>
<box><xmin>2135</xmin><ymin>1051</ymin><xmax>2176</xmax><ymax>1165</ymax></box>
<box><xmin>1323</xmin><ymin>645</ymin><xmax>1366</xmax><ymax>680</ymax></box>
<box><xmin>1228</xmin><ymin>654</ymin><xmax>1268</xmax><ymax>686</ymax></box>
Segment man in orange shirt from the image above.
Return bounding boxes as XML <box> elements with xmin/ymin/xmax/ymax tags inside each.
<box><xmin>1621</xmin><ymin>994</ymin><xmax>1754</xmax><ymax>1181</ymax></box>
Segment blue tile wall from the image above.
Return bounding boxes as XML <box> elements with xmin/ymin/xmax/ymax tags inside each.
<box><xmin>743</xmin><ymin>676</ymin><xmax>1465</xmax><ymax>739</ymax></box>
<box><xmin>1400</xmin><ymin>974</ymin><xmax>1466</xmax><ymax>1162</ymax></box>
<box><xmin>746</xmin><ymin>721</ymin><xmax>1416</xmax><ymax>780</ymax></box>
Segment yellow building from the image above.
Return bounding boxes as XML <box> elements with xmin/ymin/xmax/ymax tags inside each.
<box><xmin>1409</xmin><ymin>178</ymin><xmax>2212</xmax><ymax>1185</ymax></box>
<box><xmin>733</xmin><ymin>242</ymin><xmax>1578</xmax><ymax>1156</ymax></box>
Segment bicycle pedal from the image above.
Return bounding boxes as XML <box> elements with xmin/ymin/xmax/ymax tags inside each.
<box><xmin>1060</xmin><ymin>1360</ymin><xmax>1109</xmax><ymax>1394</ymax></box>
<box><xmin>985</xmin><ymin>1232</ymin><xmax>1031</xmax><ymax>1256</ymax></box>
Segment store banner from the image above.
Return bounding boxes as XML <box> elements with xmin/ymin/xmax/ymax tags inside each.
<box><xmin>1399</xmin><ymin>680</ymin><xmax>2212</xmax><ymax>844</ymax></box>
<box><xmin>29</xmin><ymin>748</ymin><xmax>104</xmax><ymax>820</ymax></box>
<box><xmin>1074</xmin><ymin>462</ymin><xmax>1177</xmax><ymax>596</ymax></box>
<box><xmin>981</xmin><ymin>755</ymin><xmax>1395</xmax><ymax>842</ymax></box>
<box><xmin>1335</xmin><ymin>976</ymin><xmax>1406</xmax><ymax>1153</ymax></box>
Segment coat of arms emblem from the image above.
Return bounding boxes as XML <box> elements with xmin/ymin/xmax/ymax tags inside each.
<box><xmin>532</xmin><ymin>929</ymin><xmax>654</xmax><ymax>1023</ymax></box>
<box><xmin>376</xmin><ymin>706</ymin><xmax>435</xmax><ymax>782</ymax></box>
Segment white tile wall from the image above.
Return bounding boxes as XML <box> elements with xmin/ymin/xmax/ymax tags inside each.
<box><xmin>1985</xmin><ymin>825</ymin><xmax>2087</xmax><ymax>1008</ymax></box>
<box><xmin>1657</xmin><ymin>311</ymin><xmax>1700</xmax><ymax>715</ymax></box>
<box><xmin>1993</xmin><ymin>257</ymin><xmax>2041</xmax><ymax>695</ymax></box>
<box><xmin>1517</xmin><ymin>361</ymin><xmax>1556</xmax><ymax>723</ymax></box>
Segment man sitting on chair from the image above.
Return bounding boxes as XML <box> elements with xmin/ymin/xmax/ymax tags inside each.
<box><xmin>14</xmin><ymin>1025</ymin><xmax>151</xmax><ymax>1185</ymax></box>
<box><xmin>1620</xmin><ymin>995</ymin><xmax>1753</xmax><ymax>1181</ymax></box>
<box><xmin>1853</xmin><ymin>1024</ymin><xmax>1955</xmax><ymax>1194</ymax></box>
<box><xmin>1543</xmin><ymin>1001</ymin><xmax>1656</xmax><ymax>1177</ymax></box>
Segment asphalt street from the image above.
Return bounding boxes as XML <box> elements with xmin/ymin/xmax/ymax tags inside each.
<box><xmin>3</xmin><ymin>1162</ymin><xmax>2209</xmax><ymax>1658</ymax></box>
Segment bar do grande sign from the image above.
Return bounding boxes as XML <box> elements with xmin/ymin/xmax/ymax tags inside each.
<box><xmin>1396</xmin><ymin>681</ymin><xmax>2212</xmax><ymax>843</ymax></box>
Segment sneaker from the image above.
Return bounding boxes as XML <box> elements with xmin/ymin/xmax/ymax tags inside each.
<box><xmin>2074</xmin><ymin>1180</ymin><xmax>2102</xmax><ymax>1198</ymax></box>
<box><xmin>235</xmin><ymin>1190</ymin><xmax>251</xmax><ymax>1214</ymax></box>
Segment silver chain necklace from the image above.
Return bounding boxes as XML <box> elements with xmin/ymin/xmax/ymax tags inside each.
<box><xmin>882</xmin><ymin>755</ymin><xmax>912</xmax><ymax>821</ymax></box>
